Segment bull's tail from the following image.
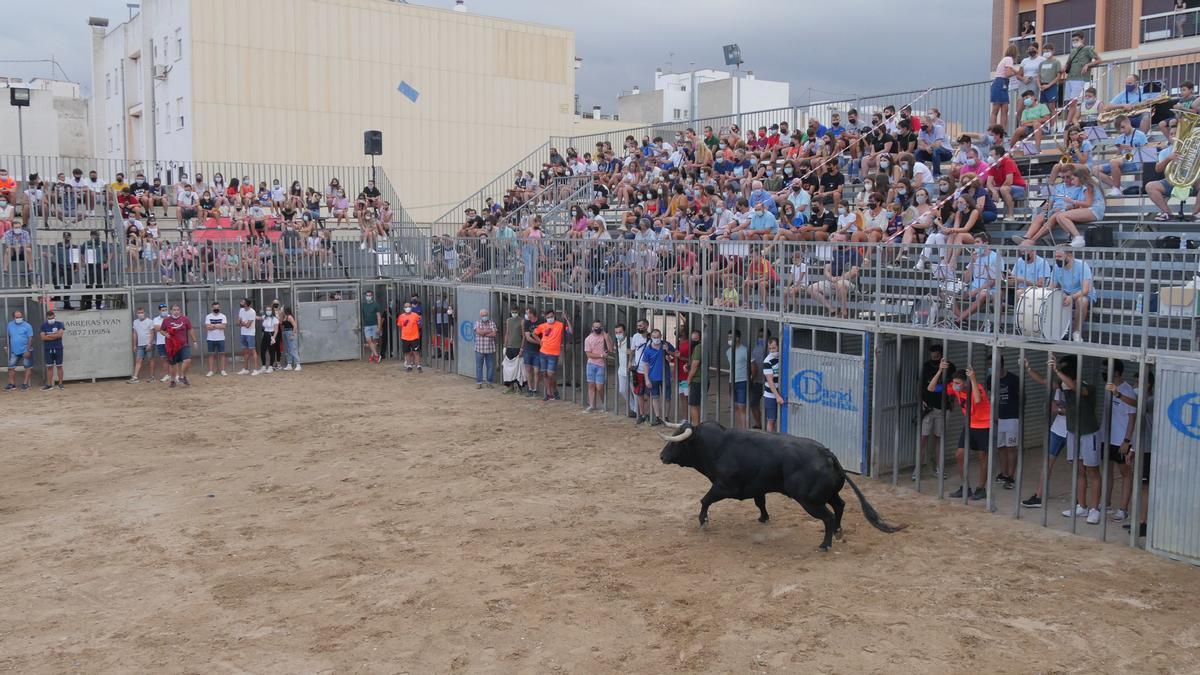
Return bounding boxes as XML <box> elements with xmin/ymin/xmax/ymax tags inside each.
<box><xmin>843</xmin><ymin>474</ymin><xmax>906</xmax><ymax>533</ymax></box>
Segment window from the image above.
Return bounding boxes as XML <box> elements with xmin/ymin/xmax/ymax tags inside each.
<box><xmin>673</xmin><ymin>108</ymin><xmax>682</xmax><ymax>120</ymax></box>
<box><xmin>175</xmin><ymin>29</ymin><xmax>182</xmax><ymax>61</ymax></box>
<box><xmin>163</xmin><ymin>36</ymin><xmax>169</xmax><ymax>61</ymax></box>
<box><xmin>176</xmin><ymin>97</ymin><xmax>184</xmax><ymax>130</ymax></box>
<box><xmin>164</xmin><ymin>101</ymin><xmax>171</xmax><ymax>134</ymax></box>
<box><xmin>105</xmin><ymin>73</ymin><xmax>111</xmax><ymax>98</ymax></box>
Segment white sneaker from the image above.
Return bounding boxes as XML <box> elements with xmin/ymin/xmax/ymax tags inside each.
<box><xmin>251</xmin><ymin>369</ymin><xmax>260</xmax><ymax>376</ymax></box>
<box><xmin>1086</xmin><ymin>508</ymin><xmax>1101</xmax><ymax>524</ymax></box>
<box><xmin>359</xmin><ymin>242</ymin><xmax>367</xmax><ymax>250</ymax></box>
<box><xmin>220</xmin><ymin>370</ymin><xmax>228</xmax><ymax>376</ymax></box>
<box><xmin>283</xmin><ymin>364</ymin><xmax>293</xmax><ymax>371</ymax></box>
<box><xmin>127</xmin><ymin>377</ymin><xmax>139</xmax><ymax>383</ymax></box>
<box><xmin>1072</xmin><ymin>331</ymin><xmax>1083</xmax><ymax>343</ymax></box>
<box><xmin>205</xmin><ymin>371</ymin><xmax>214</xmax><ymax>377</ymax></box>
<box><xmin>913</xmin><ymin>256</ymin><xmax>928</xmax><ymax>271</ymax></box>
<box><xmin>1070</xmin><ymin>235</ymin><xmax>1085</xmax><ymax>248</ymax></box>
<box><xmin>1111</xmin><ymin>508</ymin><xmax>1129</xmax><ymax>522</ymax></box>
<box><xmin>265</xmin><ymin>366</ymin><xmax>274</xmax><ymax>373</ymax></box>
<box><xmin>237</xmin><ymin>369</ymin><xmax>250</xmax><ymax>375</ymax></box>
<box><xmin>294</xmin><ymin>365</ymin><xmax>301</xmax><ymax>371</ymax></box>
<box><xmin>160</xmin><ymin>374</ymin><xmax>171</xmax><ymax>382</ymax></box>
<box><xmin>1062</xmin><ymin>504</ymin><xmax>1087</xmax><ymax>517</ymax></box>
<box><xmin>1107</xmin><ymin>187</ymin><xmax>1122</xmax><ymax>197</ymax></box>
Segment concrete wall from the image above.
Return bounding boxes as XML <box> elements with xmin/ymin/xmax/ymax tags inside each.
<box><xmin>617</xmin><ymin>89</ymin><xmax>665</xmax><ymax>124</ymax></box>
<box><xmin>186</xmin><ymin>0</ymin><xmax>575</xmax><ymax>221</ymax></box>
<box><xmin>571</xmin><ymin>117</ymin><xmax>638</xmax><ymax>137</ymax></box>
<box><xmin>0</xmin><ymin>86</ymin><xmax>90</xmax><ymax>160</ymax></box>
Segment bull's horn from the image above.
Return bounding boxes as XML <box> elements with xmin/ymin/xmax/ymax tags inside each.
<box><xmin>662</xmin><ymin>421</ymin><xmax>684</xmax><ymax>430</ymax></box>
<box><xmin>658</xmin><ymin>428</ymin><xmax>693</xmax><ymax>443</ymax></box>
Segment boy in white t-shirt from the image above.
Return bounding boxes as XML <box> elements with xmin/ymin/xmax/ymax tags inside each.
<box><xmin>151</xmin><ymin>304</ymin><xmax>171</xmax><ymax>382</ymax></box>
<box><xmin>236</xmin><ymin>298</ymin><xmax>261</xmax><ymax>375</ymax></box>
<box><xmin>204</xmin><ymin>300</ymin><xmax>229</xmax><ymax>377</ymax></box>
<box><xmin>130</xmin><ymin>306</ymin><xmax>156</xmax><ymax>383</ymax></box>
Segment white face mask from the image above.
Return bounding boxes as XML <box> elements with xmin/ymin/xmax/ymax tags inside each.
<box><xmin>1043</xmin><ymin>51</ymin><xmax>1052</xmax><ymax>58</ymax></box>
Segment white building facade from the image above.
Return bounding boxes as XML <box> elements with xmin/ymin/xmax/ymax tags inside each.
<box><xmin>618</xmin><ymin>68</ymin><xmax>789</xmax><ymax>124</ymax></box>
<box><xmin>0</xmin><ymin>78</ymin><xmax>91</xmax><ymax>161</ymax></box>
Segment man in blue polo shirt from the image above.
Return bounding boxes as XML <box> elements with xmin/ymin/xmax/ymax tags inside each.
<box><xmin>747</xmin><ymin>180</ymin><xmax>778</xmax><ymax>216</ymax></box>
<box><xmin>1051</xmin><ymin>246</ymin><xmax>1095</xmax><ymax>343</ymax></box>
<box><xmin>5</xmin><ymin>309</ymin><xmax>34</xmax><ymax>390</ymax></box>
<box><xmin>40</xmin><ymin>309</ymin><xmax>65</xmax><ymax>391</ymax></box>
<box><xmin>744</xmin><ymin>201</ymin><xmax>779</xmax><ymax>241</ymax></box>
<box><xmin>1094</xmin><ymin>114</ymin><xmax>1147</xmax><ymax>197</ymax></box>
<box><xmin>1103</xmin><ymin>74</ymin><xmax>1154</xmax><ymax>133</ymax></box>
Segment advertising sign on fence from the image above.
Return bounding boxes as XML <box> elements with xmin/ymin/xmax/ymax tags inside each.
<box><xmin>57</xmin><ymin>309</ymin><xmax>133</xmax><ymax>381</ymax></box>
<box><xmin>455</xmin><ymin>288</ymin><xmax>492</xmax><ymax>378</ymax></box>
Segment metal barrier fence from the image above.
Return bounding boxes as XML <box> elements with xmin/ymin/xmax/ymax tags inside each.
<box><xmin>398</xmin><ymin>236</ymin><xmax>1198</xmax><ymax>357</ymax></box>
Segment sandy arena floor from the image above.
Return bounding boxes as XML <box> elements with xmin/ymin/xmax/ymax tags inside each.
<box><xmin>2</xmin><ymin>362</ymin><xmax>1199</xmax><ymax>674</ymax></box>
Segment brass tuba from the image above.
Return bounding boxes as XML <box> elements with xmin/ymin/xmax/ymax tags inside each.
<box><xmin>1166</xmin><ymin>108</ymin><xmax>1200</xmax><ymax>188</ymax></box>
<box><xmin>1097</xmin><ymin>93</ymin><xmax>1172</xmax><ymax>124</ymax></box>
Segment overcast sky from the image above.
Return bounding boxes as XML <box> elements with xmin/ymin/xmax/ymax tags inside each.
<box><xmin>3</xmin><ymin>0</ymin><xmax>990</xmax><ymax>110</ymax></box>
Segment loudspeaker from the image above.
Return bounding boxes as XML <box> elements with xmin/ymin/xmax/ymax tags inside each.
<box><xmin>364</xmin><ymin>130</ymin><xmax>383</xmax><ymax>156</ymax></box>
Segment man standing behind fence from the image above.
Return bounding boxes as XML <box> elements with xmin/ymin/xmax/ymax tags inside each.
<box><xmin>4</xmin><ymin>310</ymin><xmax>33</xmax><ymax>391</ymax></box>
<box><xmin>397</xmin><ymin>301</ymin><xmax>422</xmax><ymax>373</ymax></box>
<box><xmin>362</xmin><ymin>290</ymin><xmax>383</xmax><ymax>363</ymax></box>
<box><xmin>162</xmin><ymin>304</ymin><xmax>196</xmax><ymax>388</ymax></box>
<box><xmin>502</xmin><ymin>305</ymin><xmax>524</xmax><ymax>394</ymax></box>
<box><xmin>236</xmin><ymin>299</ymin><xmax>260</xmax><ymax>376</ymax></box>
<box><xmin>532</xmin><ymin>309</ymin><xmax>569</xmax><ymax>402</ymax></box>
<box><xmin>917</xmin><ymin>344</ymin><xmax>954</xmax><ymax>480</ymax></box>
<box><xmin>584</xmin><ymin>319</ymin><xmax>613</xmax><ymax>413</ymax></box>
<box><xmin>938</xmin><ymin>362</ymin><xmax>991</xmax><ymax>501</ymax></box>
<box><xmin>39</xmin><ymin>309</ymin><xmax>65</xmax><ymax>391</ymax></box>
<box><xmin>522</xmin><ymin>307</ymin><xmax>542</xmax><ymax>397</ymax></box>
<box><xmin>473</xmin><ymin>309</ymin><xmax>497</xmax><ymax>389</ymax></box>
<box><xmin>204</xmin><ymin>301</ymin><xmax>229</xmax><ymax>377</ymax></box>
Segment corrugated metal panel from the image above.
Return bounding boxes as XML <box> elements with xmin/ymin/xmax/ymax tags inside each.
<box><xmin>787</xmin><ymin>327</ymin><xmax>867</xmax><ymax>474</ymax></box>
<box><xmin>1148</xmin><ymin>357</ymin><xmax>1200</xmax><ymax>565</ymax></box>
<box><xmin>873</xmin><ymin>335</ymin><xmax>923</xmax><ymax>476</ymax></box>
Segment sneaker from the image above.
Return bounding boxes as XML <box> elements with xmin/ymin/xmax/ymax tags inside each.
<box><xmin>405</xmin><ymin>366</ymin><xmax>413</xmax><ymax>372</ymax></box>
<box><xmin>650</xmin><ymin>418</ymin><xmax>663</xmax><ymax>427</ymax></box>
<box><xmin>294</xmin><ymin>365</ymin><xmax>301</xmax><ymax>371</ymax></box>
<box><xmin>127</xmin><ymin>377</ymin><xmax>139</xmax><ymax>383</ymax></box>
<box><xmin>1110</xmin><ymin>508</ymin><xmax>1129</xmax><ymax>522</ymax></box>
<box><xmin>417</xmin><ymin>366</ymin><xmax>423</xmax><ymax>373</ymax></box>
<box><xmin>1086</xmin><ymin>508</ymin><xmax>1101</xmax><ymax>524</ymax></box>
<box><xmin>627</xmin><ymin>411</ymin><xmax>638</xmax><ymax>419</ymax></box>
<box><xmin>1072</xmin><ymin>331</ymin><xmax>1083</xmax><ymax>343</ymax></box>
<box><xmin>41</xmin><ymin>384</ymin><xmax>53</xmax><ymax>391</ymax></box>
<box><xmin>169</xmin><ymin>380</ymin><xmax>177</xmax><ymax>388</ymax></box>
<box><xmin>636</xmin><ymin>415</ymin><xmax>646</xmax><ymax>425</ymax></box>
<box><xmin>56</xmin><ymin>384</ymin><xmax>64</xmax><ymax>391</ymax></box>
<box><xmin>161</xmin><ymin>374</ymin><xmax>172</xmax><ymax>382</ymax></box>
<box><xmin>553</xmin><ymin>391</ymin><xmax>561</xmax><ymax>400</ymax></box>
<box><xmin>19</xmin><ymin>383</ymin><xmax>29</xmax><ymax>391</ymax></box>
<box><xmin>913</xmin><ymin>257</ymin><xmax>928</xmax><ymax>271</ymax></box>
<box><xmin>265</xmin><ymin>366</ymin><xmax>274</xmax><ymax>373</ymax></box>
<box><xmin>180</xmin><ymin>377</ymin><xmax>190</xmax><ymax>386</ymax></box>
<box><xmin>584</xmin><ymin>406</ymin><xmax>594</xmax><ymax>413</ymax></box>
<box><xmin>1010</xmin><ymin>234</ymin><xmax>1026</xmax><ymax>245</ymax></box>
<box><xmin>1003</xmin><ymin>476</ymin><xmax>1015</xmax><ymax>490</ymax></box>
<box><xmin>3</xmin><ymin>384</ymin><xmax>15</xmax><ymax>391</ymax></box>
<box><xmin>1107</xmin><ymin>187</ymin><xmax>1122</xmax><ymax>197</ymax></box>
<box><xmin>1062</xmin><ymin>504</ymin><xmax>1087</xmax><ymax>518</ymax></box>
<box><xmin>1021</xmin><ymin>494</ymin><xmax>1043</xmax><ymax>508</ymax></box>
<box><xmin>237</xmin><ymin>369</ymin><xmax>250</xmax><ymax>375</ymax></box>
<box><xmin>542</xmin><ymin>394</ymin><xmax>551</xmax><ymax>402</ymax></box>
<box><xmin>486</xmin><ymin>383</ymin><xmax>494</xmax><ymax>389</ymax></box>
<box><xmin>1069</xmin><ymin>235</ymin><xmax>1085</xmax><ymax>248</ymax></box>
<box><xmin>251</xmin><ymin>369</ymin><xmax>260</xmax><ymax>376</ymax></box>
<box><xmin>969</xmin><ymin>487</ymin><xmax>988</xmax><ymax>501</ymax></box>
<box><xmin>206</xmin><ymin>371</ymin><xmax>214</xmax><ymax>377</ymax></box>
<box><xmin>948</xmin><ymin>486</ymin><xmax>966</xmax><ymax>499</ymax></box>
<box><xmin>220</xmin><ymin>370</ymin><xmax>228</xmax><ymax>376</ymax></box>
<box><xmin>994</xmin><ymin>473</ymin><xmax>1009</xmax><ymax>484</ymax></box>
<box><xmin>283</xmin><ymin>365</ymin><xmax>293</xmax><ymax>371</ymax></box>
<box><xmin>477</xmin><ymin>383</ymin><xmax>484</xmax><ymax>389</ymax></box>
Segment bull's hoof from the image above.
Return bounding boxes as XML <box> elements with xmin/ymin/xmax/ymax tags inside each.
<box><xmin>834</xmin><ymin>528</ymin><xmax>844</xmax><ymax>540</ymax></box>
<box><xmin>757</xmin><ymin>515</ymin><xmax>769</xmax><ymax>523</ymax></box>
<box><xmin>818</xmin><ymin>544</ymin><xmax>830</xmax><ymax>553</ymax></box>
<box><xmin>698</xmin><ymin>516</ymin><xmax>708</xmax><ymax>527</ymax></box>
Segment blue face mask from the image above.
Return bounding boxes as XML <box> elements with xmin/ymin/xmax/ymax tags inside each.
<box><xmin>1126</xmin><ymin>84</ymin><xmax>1137</xmax><ymax>93</ymax></box>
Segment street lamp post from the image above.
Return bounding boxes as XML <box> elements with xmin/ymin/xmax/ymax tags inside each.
<box><xmin>722</xmin><ymin>44</ymin><xmax>744</xmax><ymax>129</ymax></box>
<box><xmin>10</xmin><ymin>87</ymin><xmax>30</xmax><ymax>181</ymax></box>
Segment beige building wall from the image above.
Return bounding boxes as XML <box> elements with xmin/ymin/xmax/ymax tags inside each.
<box><xmin>187</xmin><ymin>0</ymin><xmax>575</xmax><ymax>221</ymax></box>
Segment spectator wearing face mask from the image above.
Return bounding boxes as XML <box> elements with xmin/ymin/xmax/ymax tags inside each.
<box><xmin>36</xmin><ymin>309</ymin><xmax>65</xmax><ymax>390</ymax></box>
<box><xmin>151</xmin><ymin>303</ymin><xmax>172</xmax><ymax>382</ymax></box>
<box><xmin>397</xmin><ymin>301</ymin><xmax>422</xmax><ymax>373</ymax></box>
<box><xmin>5</xmin><ymin>310</ymin><xmax>34</xmax><ymax>390</ymax></box>
<box><xmin>161</xmin><ymin>304</ymin><xmax>196</xmax><ymax>388</ymax></box>
<box><xmin>203</xmin><ymin>301</ymin><xmax>229</xmax><ymax>377</ymax></box>
<box><xmin>637</xmin><ymin>328</ymin><xmax>675</xmax><ymax>426</ymax></box>
<box><xmin>531</xmin><ymin>309</ymin><xmax>570</xmax><ymax>402</ymax></box>
<box><xmin>236</xmin><ymin>298</ymin><xmax>261</xmax><ymax>376</ymax></box>
<box><xmin>361</xmin><ymin>291</ymin><xmax>383</xmax><ymax>363</ymax></box>
<box><xmin>279</xmin><ymin>305</ymin><xmax>300</xmax><ymax>371</ymax></box>
<box><xmin>259</xmin><ymin>303</ymin><xmax>282</xmax><ymax>374</ymax></box>
<box><xmin>761</xmin><ymin>337</ymin><xmax>786</xmax><ymax>433</ymax></box>
<box><xmin>938</xmin><ymin>363</ymin><xmax>991</xmax><ymax>501</ymax></box>
<box><xmin>954</xmin><ymin>233</ymin><xmax>1001</xmax><ymax>325</ymax></box>
<box><xmin>473</xmin><ymin>308</ymin><xmax>498</xmax><ymax>389</ymax></box>
<box><xmin>1</xmin><ymin>219</ymin><xmax>32</xmax><ymax>280</ymax></box>
<box><xmin>583</xmin><ymin>320</ymin><xmax>613</xmax><ymax>412</ymax></box>
<box><xmin>501</xmin><ymin>305</ymin><xmax>525</xmax><ymax>394</ymax></box>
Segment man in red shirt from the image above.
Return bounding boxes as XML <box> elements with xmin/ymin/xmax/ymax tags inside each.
<box><xmin>929</xmin><ymin>360</ymin><xmax>991</xmax><ymax>501</ymax></box>
<box><xmin>984</xmin><ymin>146</ymin><xmax>1027</xmax><ymax>220</ymax></box>
<box><xmin>161</xmin><ymin>303</ymin><xmax>196</xmax><ymax>388</ymax></box>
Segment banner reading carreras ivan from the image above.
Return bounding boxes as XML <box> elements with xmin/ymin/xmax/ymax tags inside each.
<box><xmin>57</xmin><ymin>309</ymin><xmax>133</xmax><ymax>381</ymax></box>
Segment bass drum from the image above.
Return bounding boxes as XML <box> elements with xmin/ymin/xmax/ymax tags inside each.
<box><xmin>1015</xmin><ymin>287</ymin><xmax>1072</xmax><ymax>340</ymax></box>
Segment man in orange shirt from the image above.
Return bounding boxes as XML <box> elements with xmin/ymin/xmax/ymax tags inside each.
<box><xmin>0</xmin><ymin>168</ymin><xmax>16</xmax><ymax>204</ymax></box>
<box><xmin>531</xmin><ymin>308</ymin><xmax>570</xmax><ymax>402</ymax></box>
<box><xmin>396</xmin><ymin>300</ymin><xmax>422</xmax><ymax>373</ymax></box>
<box><xmin>932</xmin><ymin>361</ymin><xmax>992</xmax><ymax>501</ymax></box>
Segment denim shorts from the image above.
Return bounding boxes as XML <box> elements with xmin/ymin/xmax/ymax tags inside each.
<box><xmin>169</xmin><ymin>345</ymin><xmax>191</xmax><ymax>365</ymax></box>
<box><xmin>239</xmin><ymin>334</ymin><xmax>255</xmax><ymax>350</ymax></box>
<box><xmin>763</xmin><ymin>396</ymin><xmax>779</xmax><ymax>422</ymax></box>
<box><xmin>732</xmin><ymin>380</ymin><xmax>748</xmax><ymax>405</ymax></box>
<box><xmin>207</xmin><ymin>339</ymin><xmax>225</xmax><ymax>354</ymax></box>
<box><xmin>1009</xmin><ymin>185</ymin><xmax>1027</xmax><ymax>200</ymax></box>
<box><xmin>7</xmin><ymin>351</ymin><xmax>32</xmax><ymax>368</ymax></box>
<box><xmin>44</xmin><ymin>347</ymin><xmax>63</xmax><ymax>366</ymax></box>
<box><xmin>1048</xmin><ymin>432</ymin><xmax>1067</xmax><ymax>457</ymax></box>
<box><xmin>156</xmin><ymin>344</ymin><xmax>167</xmax><ymax>357</ymax></box>
<box><xmin>540</xmin><ymin>353</ymin><xmax>559</xmax><ymax>372</ymax></box>
<box><xmin>1102</xmin><ymin>161</ymin><xmax>1138</xmax><ymax>175</ymax></box>
<box><xmin>586</xmin><ymin>362</ymin><xmax>605</xmax><ymax>384</ymax></box>
<box><xmin>989</xmin><ymin>77</ymin><xmax>1009</xmax><ymax>104</ymax></box>
<box><xmin>136</xmin><ymin>345</ymin><xmax>150</xmax><ymax>360</ymax></box>
<box><xmin>648</xmin><ymin>379</ymin><xmax>667</xmax><ymax>398</ymax></box>
<box><xmin>523</xmin><ymin>348</ymin><xmax>540</xmax><ymax>366</ymax></box>
<box><xmin>363</xmin><ymin>325</ymin><xmax>378</xmax><ymax>340</ymax></box>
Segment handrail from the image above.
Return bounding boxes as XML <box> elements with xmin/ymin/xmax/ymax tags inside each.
<box><xmin>432</xmin><ymin>140</ymin><xmax>549</xmax><ymax>226</ymax></box>
<box><xmin>538</xmin><ymin>180</ymin><xmax>596</xmax><ymax>235</ymax></box>
<box><xmin>498</xmin><ymin>174</ymin><xmax>590</xmax><ymax>229</ymax></box>
<box><xmin>1141</xmin><ymin>6</ymin><xmax>1200</xmax><ymax>20</ymax></box>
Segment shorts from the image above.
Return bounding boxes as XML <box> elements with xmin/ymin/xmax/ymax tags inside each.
<box><xmin>996</xmin><ymin>418</ymin><xmax>1019</xmax><ymax>447</ymax></box>
<box><xmin>7</xmin><ymin>352</ymin><xmax>32</xmax><ymax>368</ymax></box>
<box><xmin>136</xmin><ymin>345</ymin><xmax>150</xmax><ymax>360</ymax></box>
<box><xmin>169</xmin><ymin>345</ymin><xmax>191</xmax><ymax>365</ymax></box>
<box><xmin>156</xmin><ymin>343</ymin><xmax>167</xmax><ymax>358</ymax></box>
<box><xmin>989</xmin><ymin>77</ymin><xmax>1010</xmax><ymax>104</ymax></box>
<box><xmin>363</xmin><ymin>325</ymin><xmax>379</xmax><ymax>340</ymax></box>
<box><xmin>43</xmin><ymin>348</ymin><xmax>63</xmax><ymax>366</ymax></box>
<box><xmin>920</xmin><ymin>410</ymin><xmax>946</xmax><ymax>437</ymax></box>
<box><xmin>238</xmin><ymin>334</ymin><xmax>255</xmax><ymax>350</ymax></box>
<box><xmin>958</xmin><ymin>426</ymin><xmax>990</xmax><ymax>453</ymax></box>
<box><xmin>688</xmin><ymin>380</ymin><xmax>702</xmax><ymax>406</ymax></box>
<box><xmin>732</xmin><ymin>380</ymin><xmax>748</xmax><ymax>405</ymax></box>
<box><xmin>540</xmin><ymin>353</ymin><xmax>558</xmax><ymax>372</ymax></box>
<box><xmin>1008</xmin><ymin>185</ymin><xmax>1027</xmax><ymax>200</ymax></box>
<box><xmin>523</xmin><ymin>348</ymin><xmax>540</xmax><ymax>366</ymax></box>
<box><xmin>764</xmin><ymin>396</ymin><xmax>780</xmax><ymax>422</ymax></box>
<box><xmin>1109</xmin><ymin>443</ymin><xmax>1129</xmax><ymax>465</ymax></box>
<box><xmin>812</xmin><ymin>278</ymin><xmax>856</xmax><ymax>297</ymax></box>
<box><xmin>207</xmin><ymin>339</ymin><xmax>225</xmax><ymax>354</ymax></box>
<box><xmin>1064</xmin><ymin>80</ymin><xmax>1086</xmax><ymax>101</ymax></box>
<box><xmin>1129</xmin><ymin>113</ymin><xmax>1146</xmax><ymax>130</ymax></box>
<box><xmin>648</xmin><ymin>379</ymin><xmax>667</xmax><ymax>398</ymax></box>
<box><xmin>1066</xmin><ymin>431</ymin><xmax>1100</xmax><ymax>467</ymax></box>
<box><xmin>402</xmin><ymin>338</ymin><xmax>420</xmax><ymax>354</ymax></box>
<box><xmin>1102</xmin><ymin>161</ymin><xmax>1138</xmax><ymax>175</ymax></box>
<box><xmin>1048</xmin><ymin>432</ymin><xmax>1067</xmax><ymax>457</ymax></box>
<box><xmin>586</xmin><ymin>362</ymin><xmax>605</xmax><ymax>384</ymax></box>
<box><xmin>1039</xmin><ymin>86</ymin><xmax>1059</xmax><ymax>105</ymax></box>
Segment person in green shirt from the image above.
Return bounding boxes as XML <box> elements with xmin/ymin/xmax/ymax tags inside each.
<box><xmin>1056</xmin><ymin>355</ymin><xmax>1104</xmax><ymax>524</ymax></box>
<box><xmin>1064</xmin><ymin>32</ymin><xmax>1102</xmax><ymax>127</ymax></box>
<box><xmin>1036</xmin><ymin>43</ymin><xmax>1063</xmax><ymax>118</ymax></box>
<box><xmin>686</xmin><ymin>328</ymin><xmax>703</xmax><ymax>424</ymax></box>
<box><xmin>1013</xmin><ymin>89</ymin><xmax>1051</xmax><ymax>150</ymax></box>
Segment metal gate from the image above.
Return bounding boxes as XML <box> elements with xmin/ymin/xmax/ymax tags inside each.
<box><xmin>296</xmin><ymin>284</ymin><xmax>361</xmax><ymax>363</ymax></box>
<box><xmin>455</xmin><ymin>287</ymin><xmax>493</xmax><ymax>378</ymax></box>
<box><xmin>783</xmin><ymin>326</ymin><xmax>870</xmax><ymax>474</ymax></box>
<box><xmin>1148</xmin><ymin>356</ymin><xmax>1200</xmax><ymax>565</ymax></box>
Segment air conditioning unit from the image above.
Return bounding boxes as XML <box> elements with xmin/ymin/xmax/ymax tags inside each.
<box><xmin>153</xmin><ymin>64</ymin><xmax>170</xmax><ymax>80</ymax></box>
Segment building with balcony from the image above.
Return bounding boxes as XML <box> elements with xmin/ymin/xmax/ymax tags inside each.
<box><xmin>617</xmin><ymin>68</ymin><xmax>789</xmax><ymax>125</ymax></box>
<box><xmin>992</xmin><ymin>0</ymin><xmax>1200</xmax><ymax>93</ymax></box>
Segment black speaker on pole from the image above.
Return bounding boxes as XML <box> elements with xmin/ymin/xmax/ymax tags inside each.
<box><xmin>364</xmin><ymin>130</ymin><xmax>383</xmax><ymax>156</ymax></box>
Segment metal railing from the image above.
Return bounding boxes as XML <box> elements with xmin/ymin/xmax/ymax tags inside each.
<box><xmin>496</xmin><ymin>174</ymin><xmax>592</xmax><ymax>230</ymax></box>
<box><xmin>432</xmin><ymin>141</ymin><xmax>550</xmax><ymax>229</ymax></box>
<box><xmin>1141</xmin><ymin>7</ymin><xmax>1200</xmax><ymax>44</ymax></box>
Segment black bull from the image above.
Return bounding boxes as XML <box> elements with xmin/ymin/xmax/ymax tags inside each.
<box><xmin>659</xmin><ymin>421</ymin><xmax>905</xmax><ymax>551</ymax></box>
